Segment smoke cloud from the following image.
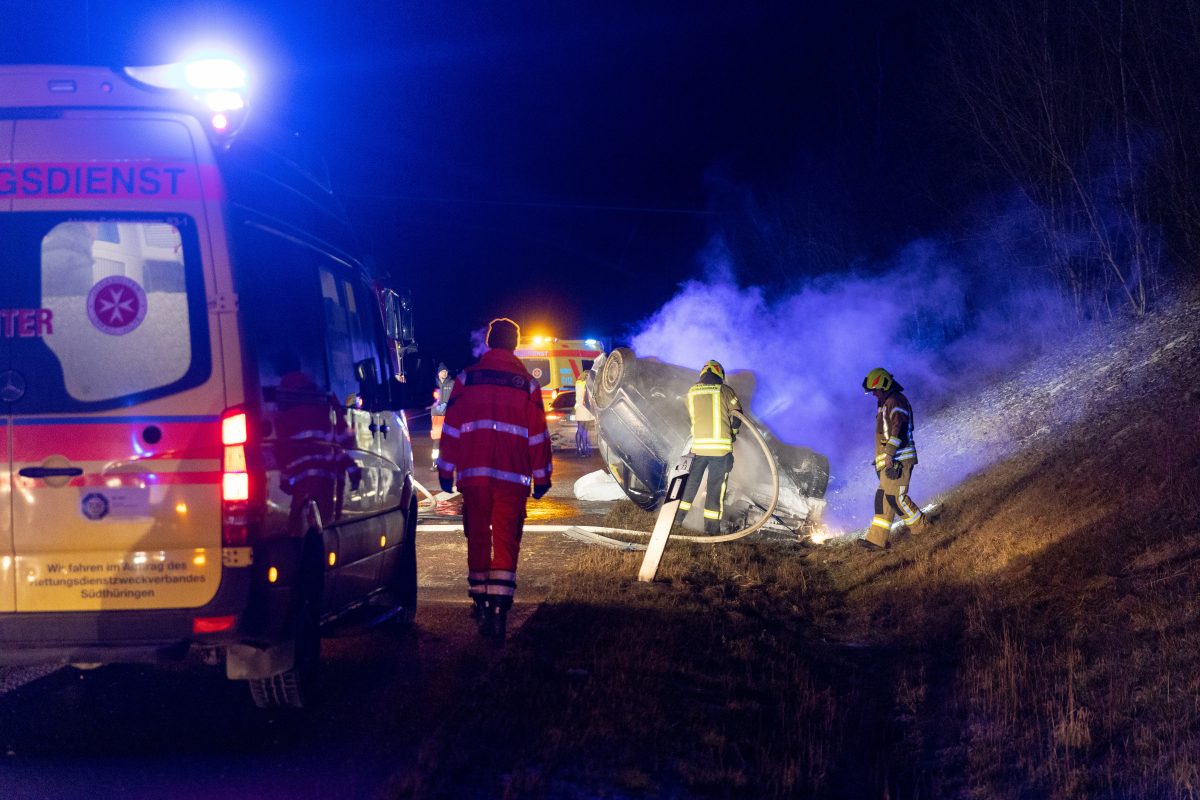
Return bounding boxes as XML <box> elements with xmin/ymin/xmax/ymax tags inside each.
<box><xmin>631</xmin><ymin>196</ymin><xmax>1077</xmax><ymax>530</ymax></box>
<box><xmin>469</xmin><ymin>326</ymin><xmax>489</xmax><ymax>358</ymax></box>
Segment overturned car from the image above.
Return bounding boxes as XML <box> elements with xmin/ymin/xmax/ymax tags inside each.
<box><xmin>588</xmin><ymin>347</ymin><xmax>829</xmax><ymax>534</ymax></box>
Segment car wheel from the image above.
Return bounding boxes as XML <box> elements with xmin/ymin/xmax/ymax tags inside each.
<box><xmin>593</xmin><ymin>347</ymin><xmax>636</xmax><ymax>410</ymax></box>
<box><xmin>248</xmin><ymin>537</ymin><xmax>324</xmax><ymax>709</ymax></box>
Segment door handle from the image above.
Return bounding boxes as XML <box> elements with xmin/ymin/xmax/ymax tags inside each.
<box><xmin>19</xmin><ymin>466</ymin><xmax>84</xmax><ymax>478</ymax></box>
<box><xmin>379</xmin><ymin>422</ymin><xmax>389</xmax><ymax>439</ymax></box>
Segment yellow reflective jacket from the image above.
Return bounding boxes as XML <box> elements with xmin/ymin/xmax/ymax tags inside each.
<box><xmin>687</xmin><ymin>381</ymin><xmax>741</xmax><ymax>456</ymax></box>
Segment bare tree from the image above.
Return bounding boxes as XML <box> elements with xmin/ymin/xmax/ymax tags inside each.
<box><xmin>945</xmin><ymin>0</ymin><xmax>1200</xmax><ymax>318</ymax></box>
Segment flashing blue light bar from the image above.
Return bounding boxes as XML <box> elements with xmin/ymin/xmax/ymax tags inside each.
<box><xmin>183</xmin><ymin>59</ymin><xmax>247</xmax><ymax>91</ymax></box>
<box><xmin>123</xmin><ymin>57</ymin><xmax>249</xmax><ymax>138</ymax></box>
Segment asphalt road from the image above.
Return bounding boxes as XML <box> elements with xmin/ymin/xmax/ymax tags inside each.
<box><xmin>0</xmin><ymin>441</ymin><xmax>609</xmax><ymax>800</ymax></box>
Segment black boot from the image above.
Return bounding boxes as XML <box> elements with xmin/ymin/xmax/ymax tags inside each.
<box><xmin>493</xmin><ymin>603</ymin><xmax>508</xmax><ymax>642</ymax></box>
<box><xmin>478</xmin><ymin>598</ymin><xmax>496</xmax><ymax>637</ymax></box>
<box><xmin>469</xmin><ymin>596</ymin><xmax>487</xmax><ymax>621</ymax></box>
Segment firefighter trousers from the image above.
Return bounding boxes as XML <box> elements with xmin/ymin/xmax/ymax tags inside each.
<box><xmin>866</xmin><ymin>460</ymin><xmax>924</xmax><ymax>547</ymax></box>
<box><xmin>679</xmin><ymin>452</ymin><xmax>734</xmax><ymax>535</ymax></box>
<box><xmin>462</xmin><ymin>482</ymin><xmax>528</xmax><ymax>608</ymax></box>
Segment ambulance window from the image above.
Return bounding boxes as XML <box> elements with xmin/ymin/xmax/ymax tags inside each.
<box><xmin>522</xmin><ymin>358</ymin><xmax>551</xmax><ymax>387</ymax></box>
<box><xmin>39</xmin><ymin>219</ymin><xmax>199</xmax><ymax>404</ymax></box>
<box><xmin>349</xmin><ymin>280</ymin><xmax>384</xmax><ymax>380</ymax></box>
<box><xmin>319</xmin><ymin>266</ymin><xmax>378</xmax><ymax>406</ymax></box>
<box><xmin>319</xmin><ymin>268</ymin><xmax>353</xmax><ymax>403</ymax></box>
<box><xmin>231</xmin><ymin>221</ymin><xmax>326</xmax><ymax>394</ymax></box>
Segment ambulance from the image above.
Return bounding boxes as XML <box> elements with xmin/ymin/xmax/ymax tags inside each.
<box><xmin>515</xmin><ymin>335</ymin><xmax>603</xmax><ymax>404</ymax></box>
<box><xmin>0</xmin><ymin>60</ymin><xmax>419</xmax><ymax>708</ymax></box>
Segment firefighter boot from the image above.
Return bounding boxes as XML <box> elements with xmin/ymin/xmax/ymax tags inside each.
<box><xmin>492</xmin><ymin>598</ymin><xmax>511</xmax><ymax>642</ymax></box>
<box><xmin>672</xmin><ymin>502</ymin><xmax>690</xmax><ymax>530</ymax></box>
<box><xmin>469</xmin><ymin>596</ymin><xmax>487</xmax><ymax>622</ymax></box>
<box><xmin>478</xmin><ymin>598</ymin><xmax>496</xmax><ymax>638</ymax></box>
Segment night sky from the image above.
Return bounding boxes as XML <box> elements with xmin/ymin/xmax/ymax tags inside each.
<box><xmin>2</xmin><ymin>0</ymin><xmax>965</xmax><ymax>373</ymax></box>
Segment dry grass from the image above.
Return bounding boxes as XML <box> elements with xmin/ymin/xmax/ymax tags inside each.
<box><xmin>600</xmin><ymin>501</ymin><xmax>658</xmax><ymax>532</ymax></box>
<box><xmin>815</xmin><ymin>299</ymin><xmax>1200</xmax><ymax>798</ymax></box>
<box><xmin>391</xmin><ymin>299</ymin><xmax>1200</xmax><ymax>799</ymax></box>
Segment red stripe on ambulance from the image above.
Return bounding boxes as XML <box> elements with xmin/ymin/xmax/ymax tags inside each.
<box><xmin>12</xmin><ymin>421</ymin><xmax>222</xmax><ymax>462</ymax></box>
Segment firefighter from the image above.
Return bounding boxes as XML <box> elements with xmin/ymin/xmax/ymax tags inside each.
<box><xmin>437</xmin><ymin>318</ymin><xmax>552</xmax><ymax>639</ymax></box>
<box><xmin>429</xmin><ymin>363</ymin><xmax>454</xmax><ymax>471</ymax></box>
<box><xmin>860</xmin><ymin>367</ymin><xmax>927</xmax><ymax>549</ymax></box>
<box><xmin>677</xmin><ymin>359</ymin><xmax>742</xmax><ymax>535</ymax></box>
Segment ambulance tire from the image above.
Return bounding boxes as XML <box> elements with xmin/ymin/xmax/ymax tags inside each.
<box><xmin>593</xmin><ymin>346</ymin><xmax>636</xmax><ymax>410</ymax></box>
<box><xmin>248</xmin><ymin>535</ymin><xmax>325</xmax><ymax>709</ymax></box>
<box><xmin>388</xmin><ymin>498</ymin><xmax>419</xmax><ymax>627</ymax></box>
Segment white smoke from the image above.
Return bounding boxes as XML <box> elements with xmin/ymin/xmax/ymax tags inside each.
<box><xmin>631</xmin><ymin>225</ymin><xmax>1074</xmax><ymax>530</ymax></box>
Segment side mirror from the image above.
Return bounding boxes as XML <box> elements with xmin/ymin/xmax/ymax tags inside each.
<box><xmin>398</xmin><ymin>292</ymin><xmax>415</xmax><ymax>342</ymax></box>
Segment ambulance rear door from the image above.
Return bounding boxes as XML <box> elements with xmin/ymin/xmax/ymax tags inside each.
<box><xmin>4</xmin><ymin>114</ymin><xmax>225</xmax><ymax>614</ymax></box>
<box><xmin>0</xmin><ymin>119</ymin><xmax>14</xmax><ymax>612</ymax></box>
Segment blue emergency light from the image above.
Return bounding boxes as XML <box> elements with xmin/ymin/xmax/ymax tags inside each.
<box><xmin>124</xmin><ymin>56</ymin><xmax>249</xmax><ymax>137</ymax></box>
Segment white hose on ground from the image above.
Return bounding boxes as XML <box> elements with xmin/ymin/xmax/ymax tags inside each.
<box><xmin>412</xmin><ymin>476</ymin><xmax>438</xmax><ymax>511</ymax></box>
<box><xmin>417</xmin><ymin>524</ymin><xmax>653</xmax><ymax>537</ymax></box>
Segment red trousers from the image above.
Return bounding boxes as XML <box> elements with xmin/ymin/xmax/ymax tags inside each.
<box><xmin>461</xmin><ymin>482</ymin><xmax>527</xmax><ymax>607</ymax></box>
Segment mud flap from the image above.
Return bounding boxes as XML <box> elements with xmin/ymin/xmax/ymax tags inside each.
<box><xmin>226</xmin><ymin>641</ymin><xmax>296</xmax><ymax>680</ymax></box>
<box><xmin>637</xmin><ymin>454</ymin><xmax>693</xmax><ymax>583</ymax></box>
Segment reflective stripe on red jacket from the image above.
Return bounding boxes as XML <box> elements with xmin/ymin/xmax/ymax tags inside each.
<box><xmin>437</xmin><ymin>348</ymin><xmax>553</xmax><ymax>489</ymax></box>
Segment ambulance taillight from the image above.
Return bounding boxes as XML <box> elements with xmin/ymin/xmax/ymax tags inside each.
<box><xmin>221</xmin><ymin>407</ymin><xmax>256</xmax><ymax>546</ymax></box>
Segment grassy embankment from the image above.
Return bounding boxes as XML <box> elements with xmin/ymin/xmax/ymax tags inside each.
<box><xmin>394</xmin><ymin>299</ymin><xmax>1200</xmax><ymax>799</ymax></box>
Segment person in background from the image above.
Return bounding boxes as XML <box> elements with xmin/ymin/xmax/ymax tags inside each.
<box><xmin>677</xmin><ymin>359</ymin><xmax>741</xmax><ymax>535</ymax></box>
<box><xmin>574</xmin><ymin>370</ymin><xmax>595</xmax><ymax>457</ymax></box>
<box><xmin>437</xmin><ymin>318</ymin><xmax>552</xmax><ymax>639</ymax></box>
<box><xmin>859</xmin><ymin>367</ymin><xmax>929</xmax><ymax>550</ymax></box>
<box><xmin>429</xmin><ymin>362</ymin><xmax>453</xmax><ymax>471</ymax></box>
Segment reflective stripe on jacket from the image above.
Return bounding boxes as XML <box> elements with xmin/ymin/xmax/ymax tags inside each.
<box><xmin>437</xmin><ymin>349</ymin><xmax>553</xmax><ymax>489</ymax></box>
<box><xmin>687</xmin><ymin>382</ymin><xmax>741</xmax><ymax>456</ymax></box>
<box><xmin>874</xmin><ymin>389</ymin><xmax>918</xmax><ymax>469</ymax></box>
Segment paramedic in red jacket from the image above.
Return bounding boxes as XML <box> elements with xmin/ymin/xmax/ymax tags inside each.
<box><xmin>437</xmin><ymin>318</ymin><xmax>553</xmax><ymax>638</ymax></box>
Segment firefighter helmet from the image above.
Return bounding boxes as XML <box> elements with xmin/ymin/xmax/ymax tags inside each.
<box><xmin>862</xmin><ymin>367</ymin><xmax>895</xmax><ymax>393</ymax></box>
<box><xmin>700</xmin><ymin>359</ymin><xmax>726</xmax><ymax>382</ymax></box>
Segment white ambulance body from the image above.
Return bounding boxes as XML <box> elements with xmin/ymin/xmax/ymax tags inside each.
<box><xmin>0</xmin><ymin>63</ymin><xmax>418</xmax><ymax>707</ymax></box>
